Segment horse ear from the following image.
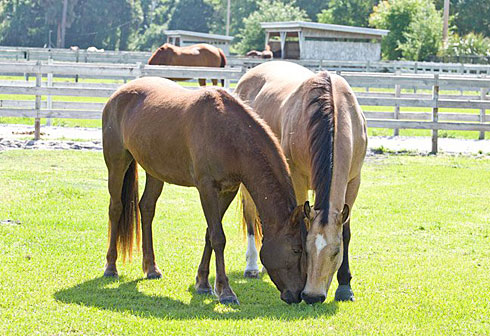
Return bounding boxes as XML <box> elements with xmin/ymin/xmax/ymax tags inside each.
<box><xmin>290</xmin><ymin>206</ymin><xmax>303</xmax><ymax>225</ymax></box>
<box><xmin>303</xmin><ymin>201</ymin><xmax>311</xmax><ymax>221</ymax></box>
<box><xmin>341</xmin><ymin>204</ymin><xmax>350</xmax><ymax>225</ymax></box>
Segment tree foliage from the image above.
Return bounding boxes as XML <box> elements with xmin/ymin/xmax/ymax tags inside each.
<box><xmin>317</xmin><ymin>0</ymin><xmax>379</xmax><ymax>27</ymax></box>
<box><xmin>443</xmin><ymin>32</ymin><xmax>490</xmax><ymax>57</ymax></box>
<box><xmin>235</xmin><ymin>0</ymin><xmax>308</xmax><ymax>55</ymax></box>
<box><xmin>434</xmin><ymin>0</ymin><xmax>490</xmax><ymax>38</ymax></box>
<box><xmin>168</xmin><ymin>0</ymin><xmax>214</xmax><ymax>33</ymax></box>
<box><xmin>370</xmin><ymin>0</ymin><xmax>443</xmax><ymax>61</ymax></box>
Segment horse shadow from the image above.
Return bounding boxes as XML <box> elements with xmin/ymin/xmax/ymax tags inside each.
<box><xmin>54</xmin><ymin>271</ymin><xmax>339</xmax><ymax>320</ymax></box>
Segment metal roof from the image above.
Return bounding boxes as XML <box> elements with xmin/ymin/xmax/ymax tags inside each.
<box><xmin>164</xmin><ymin>30</ymin><xmax>234</xmax><ymax>41</ymax></box>
<box><xmin>260</xmin><ymin>21</ymin><xmax>389</xmax><ymax>37</ymax></box>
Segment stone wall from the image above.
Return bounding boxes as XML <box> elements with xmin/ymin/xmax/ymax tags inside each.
<box><xmin>302</xmin><ymin>41</ymin><xmax>381</xmax><ymax>61</ymax></box>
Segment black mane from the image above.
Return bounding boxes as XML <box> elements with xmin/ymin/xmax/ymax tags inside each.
<box><xmin>307</xmin><ymin>71</ymin><xmax>334</xmax><ymax>224</ymax></box>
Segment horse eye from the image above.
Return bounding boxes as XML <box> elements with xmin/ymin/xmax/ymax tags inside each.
<box><xmin>293</xmin><ymin>248</ymin><xmax>302</xmax><ymax>254</ymax></box>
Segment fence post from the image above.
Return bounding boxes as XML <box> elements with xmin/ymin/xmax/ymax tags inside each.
<box><xmin>480</xmin><ymin>85</ymin><xmax>487</xmax><ymax>140</ymax></box>
<box><xmin>34</xmin><ymin>61</ymin><xmax>42</xmax><ymax>141</ymax></box>
<box><xmin>394</xmin><ymin>70</ymin><xmax>401</xmax><ymax>136</ymax></box>
<box><xmin>46</xmin><ymin>58</ymin><xmax>53</xmax><ymax>126</ymax></box>
<box><xmin>431</xmin><ymin>74</ymin><xmax>439</xmax><ymax>154</ymax></box>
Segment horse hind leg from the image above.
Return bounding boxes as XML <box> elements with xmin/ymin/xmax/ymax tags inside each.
<box><xmin>211</xmin><ymin>79</ymin><xmax>218</xmax><ymax>86</ymax></box>
<box><xmin>241</xmin><ymin>186</ymin><xmax>260</xmax><ymax>279</ymax></box>
<box><xmin>198</xmin><ymin>78</ymin><xmax>206</xmax><ymax>86</ymax></box>
<box><xmin>139</xmin><ymin>172</ymin><xmax>164</xmax><ymax>279</ymax></box>
<box><xmin>104</xmin><ymin>150</ymin><xmax>136</xmax><ymax>277</ymax></box>
<box><xmin>335</xmin><ymin>174</ymin><xmax>361</xmax><ymax>302</ymax></box>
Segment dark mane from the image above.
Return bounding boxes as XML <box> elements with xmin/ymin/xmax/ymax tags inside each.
<box><xmin>306</xmin><ymin>71</ymin><xmax>334</xmax><ymax>224</ymax></box>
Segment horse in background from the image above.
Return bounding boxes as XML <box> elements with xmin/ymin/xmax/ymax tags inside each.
<box><xmin>246</xmin><ymin>45</ymin><xmax>273</xmax><ymax>59</ymax></box>
<box><xmin>236</xmin><ymin>61</ymin><xmax>367</xmax><ymax>304</ymax></box>
<box><xmin>102</xmin><ymin>76</ymin><xmax>309</xmax><ymax>305</ymax></box>
<box><xmin>148</xmin><ymin>43</ymin><xmax>227</xmax><ymax>86</ymax></box>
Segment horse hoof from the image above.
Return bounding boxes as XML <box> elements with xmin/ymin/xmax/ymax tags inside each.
<box><xmin>335</xmin><ymin>285</ymin><xmax>355</xmax><ymax>302</ymax></box>
<box><xmin>195</xmin><ymin>287</ymin><xmax>214</xmax><ymax>295</ymax></box>
<box><xmin>219</xmin><ymin>295</ymin><xmax>240</xmax><ymax>305</ymax></box>
<box><xmin>103</xmin><ymin>269</ymin><xmax>118</xmax><ymax>278</ymax></box>
<box><xmin>146</xmin><ymin>271</ymin><xmax>162</xmax><ymax>280</ymax></box>
<box><xmin>244</xmin><ymin>269</ymin><xmax>260</xmax><ymax>278</ymax></box>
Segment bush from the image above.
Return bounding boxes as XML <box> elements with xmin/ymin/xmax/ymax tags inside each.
<box><xmin>370</xmin><ymin>0</ymin><xmax>443</xmax><ymax>61</ymax></box>
<box><xmin>442</xmin><ymin>32</ymin><xmax>490</xmax><ymax>58</ymax></box>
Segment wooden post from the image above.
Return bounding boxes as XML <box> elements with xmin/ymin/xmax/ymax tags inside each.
<box><xmin>279</xmin><ymin>32</ymin><xmax>286</xmax><ymax>59</ymax></box>
<box><xmin>431</xmin><ymin>74</ymin><xmax>439</xmax><ymax>154</ymax></box>
<box><xmin>394</xmin><ymin>71</ymin><xmax>401</xmax><ymax>136</ymax></box>
<box><xmin>480</xmin><ymin>86</ymin><xmax>487</xmax><ymax>140</ymax></box>
<box><xmin>46</xmin><ymin>58</ymin><xmax>53</xmax><ymax>126</ymax></box>
<box><xmin>136</xmin><ymin>62</ymin><xmax>145</xmax><ymax>78</ymax></box>
<box><xmin>34</xmin><ymin>61</ymin><xmax>42</xmax><ymax>141</ymax></box>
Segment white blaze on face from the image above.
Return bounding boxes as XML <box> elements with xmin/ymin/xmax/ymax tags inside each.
<box><xmin>315</xmin><ymin>233</ymin><xmax>328</xmax><ymax>257</ymax></box>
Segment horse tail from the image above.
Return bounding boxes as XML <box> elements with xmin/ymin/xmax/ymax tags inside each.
<box><xmin>109</xmin><ymin>160</ymin><xmax>141</xmax><ymax>262</ymax></box>
<box><xmin>307</xmin><ymin>71</ymin><xmax>335</xmax><ymax>224</ymax></box>
<box><xmin>218</xmin><ymin>48</ymin><xmax>227</xmax><ymax>86</ymax></box>
<box><xmin>238</xmin><ymin>185</ymin><xmax>263</xmax><ymax>248</ymax></box>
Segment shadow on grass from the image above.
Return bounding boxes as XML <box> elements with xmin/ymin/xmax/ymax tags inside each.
<box><xmin>54</xmin><ymin>271</ymin><xmax>339</xmax><ymax>320</ymax></box>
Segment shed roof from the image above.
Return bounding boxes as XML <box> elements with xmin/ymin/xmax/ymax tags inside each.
<box><xmin>164</xmin><ymin>30</ymin><xmax>234</xmax><ymax>42</ymax></box>
<box><xmin>261</xmin><ymin>21</ymin><xmax>389</xmax><ymax>37</ymax></box>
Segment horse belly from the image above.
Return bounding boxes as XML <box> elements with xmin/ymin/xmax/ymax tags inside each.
<box><xmin>123</xmin><ymin>118</ymin><xmax>195</xmax><ymax>187</ymax></box>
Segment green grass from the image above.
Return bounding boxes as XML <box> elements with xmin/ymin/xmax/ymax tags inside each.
<box><xmin>0</xmin><ymin>150</ymin><xmax>489</xmax><ymax>335</ymax></box>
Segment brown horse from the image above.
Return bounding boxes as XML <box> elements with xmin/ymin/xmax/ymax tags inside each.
<box><xmin>102</xmin><ymin>77</ymin><xmax>309</xmax><ymax>305</ymax></box>
<box><xmin>148</xmin><ymin>43</ymin><xmax>227</xmax><ymax>86</ymax></box>
<box><xmin>246</xmin><ymin>45</ymin><xmax>273</xmax><ymax>59</ymax></box>
<box><xmin>236</xmin><ymin>61</ymin><xmax>367</xmax><ymax>304</ymax></box>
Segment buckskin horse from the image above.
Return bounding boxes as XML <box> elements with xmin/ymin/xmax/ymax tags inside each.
<box><xmin>148</xmin><ymin>43</ymin><xmax>227</xmax><ymax>87</ymax></box>
<box><xmin>236</xmin><ymin>61</ymin><xmax>367</xmax><ymax>304</ymax></box>
<box><xmin>102</xmin><ymin>76</ymin><xmax>309</xmax><ymax>305</ymax></box>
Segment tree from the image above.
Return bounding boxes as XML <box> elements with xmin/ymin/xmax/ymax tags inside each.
<box><xmin>317</xmin><ymin>0</ymin><xmax>379</xmax><ymax>27</ymax></box>
<box><xmin>434</xmin><ymin>0</ymin><xmax>490</xmax><ymax>37</ymax></box>
<box><xmin>370</xmin><ymin>0</ymin><xmax>443</xmax><ymax>61</ymax></box>
<box><xmin>235</xmin><ymin>0</ymin><xmax>308</xmax><ymax>55</ymax></box>
<box><xmin>132</xmin><ymin>0</ymin><xmax>175</xmax><ymax>51</ymax></box>
<box><xmin>295</xmin><ymin>0</ymin><xmax>329</xmax><ymax>20</ymax></box>
<box><xmin>168</xmin><ymin>0</ymin><xmax>214</xmax><ymax>33</ymax></box>
<box><xmin>65</xmin><ymin>0</ymin><xmax>142</xmax><ymax>50</ymax></box>
<box><xmin>205</xmin><ymin>0</ymin><xmax>259</xmax><ymax>38</ymax></box>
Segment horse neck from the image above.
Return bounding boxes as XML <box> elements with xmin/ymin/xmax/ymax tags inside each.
<box><xmin>239</xmin><ymin>138</ymin><xmax>296</xmax><ymax>237</ymax></box>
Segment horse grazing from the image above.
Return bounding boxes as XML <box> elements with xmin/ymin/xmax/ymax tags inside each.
<box><xmin>102</xmin><ymin>77</ymin><xmax>309</xmax><ymax>305</ymax></box>
<box><xmin>236</xmin><ymin>61</ymin><xmax>367</xmax><ymax>304</ymax></box>
<box><xmin>148</xmin><ymin>43</ymin><xmax>227</xmax><ymax>87</ymax></box>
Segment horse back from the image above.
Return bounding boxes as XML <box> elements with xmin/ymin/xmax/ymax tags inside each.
<box><xmin>103</xmin><ymin>77</ymin><xmax>272</xmax><ymax>187</ymax></box>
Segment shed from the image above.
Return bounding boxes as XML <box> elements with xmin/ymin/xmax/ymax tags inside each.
<box><xmin>164</xmin><ymin>30</ymin><xmax>234</xmax><ymax>55</ymax></box>
<box><xmin>260</xmin><ymin>21</ymin><xmax>389</xmax><ymax>61</ymax></box>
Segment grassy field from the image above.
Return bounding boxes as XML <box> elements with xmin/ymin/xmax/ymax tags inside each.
<box><xmin>1</xmin><ymin>150</ymin><xmax>489</xmax><ymax>335</ymax></box>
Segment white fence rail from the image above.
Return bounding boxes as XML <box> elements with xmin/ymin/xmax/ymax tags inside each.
<box><xmin>1</xmin><ymin>45</ymin><xmax>490</xmax><ymax>75</ymax></box>
<box><xmin>0</xmin><ymin>60</ymin><xmax>488</xmax><ymax>153</ymax></box>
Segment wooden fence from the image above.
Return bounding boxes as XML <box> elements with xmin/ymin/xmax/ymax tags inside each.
<box><xmin>1</xmin><ymin>45</ymin><xmax>490</xmax><ymax>75</ymax></box>
<box><xmin>0</xmin><ymin>60</ymin><xmax>488</xmax><ymax>153</ymax></box>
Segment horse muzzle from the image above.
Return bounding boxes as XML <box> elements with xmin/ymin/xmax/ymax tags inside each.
<box><xmin>301</xmin><ymin>291</ymin><xmax>326</xmax><ymax>304</ymax></box>
<box><xmin>281</xmin><ymin>290</ymin><xmax>302</xmax><ymax>304</ymax></box>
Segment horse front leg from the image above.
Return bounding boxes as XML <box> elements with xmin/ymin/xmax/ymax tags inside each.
<box><xmin>198</xmin><ymin>78</ymin><xmax>206</xmax><ymax>86</ymax></box>
<box><xmin>197</xmin><ymin>181</ymin><xmax>239</xmax><ymax>305</ymax></box>
<box><xmin>335</xmin><ymin>175</ymin><xmax>360</xmax><ymax>302</ymax></box>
